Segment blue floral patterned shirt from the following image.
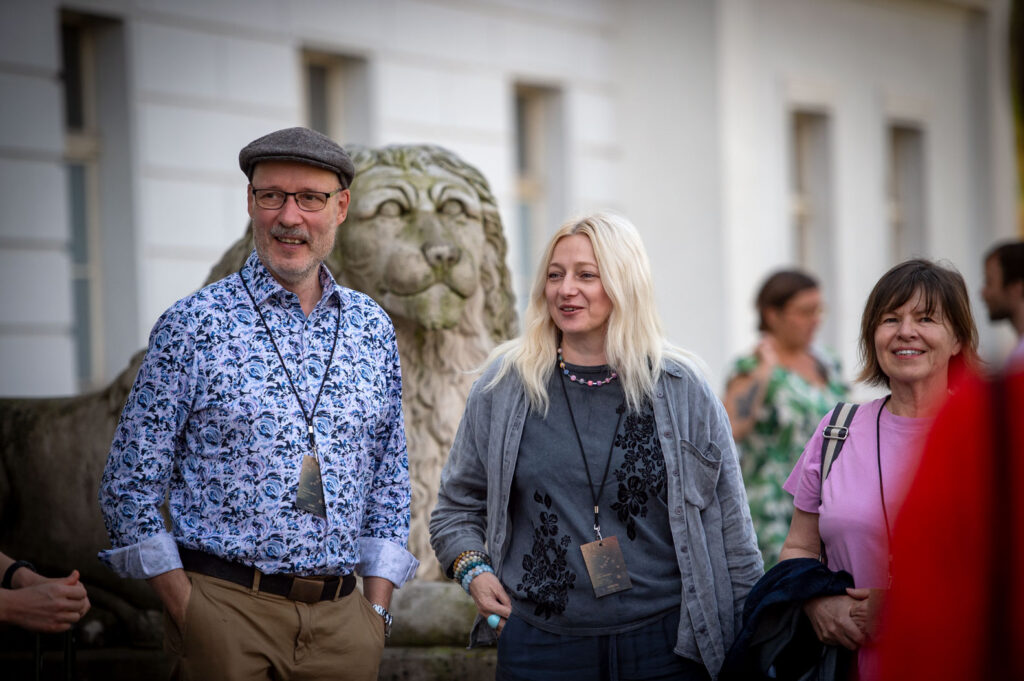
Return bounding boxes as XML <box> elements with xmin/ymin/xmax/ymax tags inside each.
<box><xmin>98</xmin><ymin>251</ymin><xmax>418</xmax><ymax>585</ymax></box>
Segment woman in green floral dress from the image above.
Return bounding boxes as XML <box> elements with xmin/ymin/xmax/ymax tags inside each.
<box><xmin>724</xmin><ymin>270</ymin><xmax>846</xmax><ymax>567</ymax></box>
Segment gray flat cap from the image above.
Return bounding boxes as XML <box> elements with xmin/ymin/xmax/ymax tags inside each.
<box><xmin>239</xmin><ymin>127</ymin><xmax>355</xmax><ymax>188</ymax></box>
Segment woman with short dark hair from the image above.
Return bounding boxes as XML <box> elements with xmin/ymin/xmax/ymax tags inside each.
<box><xmin>779</xmin><ymin>258</ymin><xmax>980</xmax><ymax>679</ymax></box>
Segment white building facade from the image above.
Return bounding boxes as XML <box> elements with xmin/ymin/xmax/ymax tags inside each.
<box><xmin>0</xmin><ymin>0</ymin><xmax>1016</xmax><ymax>397</ymax></box>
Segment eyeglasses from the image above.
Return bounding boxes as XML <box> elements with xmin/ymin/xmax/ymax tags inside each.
<box><xmin>251</xmin><ymin>187</ymin><xmax>342</xmax><ymax>212</ymax></box>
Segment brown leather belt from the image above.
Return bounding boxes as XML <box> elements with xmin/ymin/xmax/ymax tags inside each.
<box><xmin>179</xmin><ymin>547</ymin><xmax>355</xmax><ymax>603</ymax></box>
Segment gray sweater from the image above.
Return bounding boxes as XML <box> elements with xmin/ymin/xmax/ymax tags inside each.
<box><xmin>429</xmin><ymin>358</ymin><xmax>764</xmax><ymax>678</ymax></box>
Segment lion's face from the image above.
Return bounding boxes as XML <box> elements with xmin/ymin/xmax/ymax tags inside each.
<box><xmin>335</xmin><ymin>163</ymin><xmax>486</xmax><ymax>330</ymax></box>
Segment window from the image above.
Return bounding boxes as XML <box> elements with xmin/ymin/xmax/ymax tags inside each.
<box><xmin>790</xmin><ymin>111</ymin><xmax>834</xmax><ymax>272</ymax></box>
<box><xmin>62</xmin><ymin>13</ymin><xmax>104</xmax><ymax>391</ymax></box>
<box><xmin>789</xmin><ymin>110</ymin><xmax>836</xmax><ymax>346</ymax></box>
<box><xmin>514</xmin><ymin>84</ymin><xmax>565</xmax><ymax>314</ymax></box>
<box><xmin>303</xmin><ymin>51</ymin><xmax>371</xmax><ymax>144</ymax></box>
<box><xmin>887</xmin><ymin>124</ymin><xmax>926</xmax><ymax>263</ymax></box>
<box><xmin>61</xmin><ymin>10</ymin><xmax>135</xmax><ymax>393</ymax></box>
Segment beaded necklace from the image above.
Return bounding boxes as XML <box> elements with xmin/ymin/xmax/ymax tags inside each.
<box><xmin>557</xmin><ymin>347</ymin><xmax>618</xmax><ymax>387</ymax></box>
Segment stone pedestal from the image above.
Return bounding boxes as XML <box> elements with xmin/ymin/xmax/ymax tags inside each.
<box><xmin>388</xmin><ymin>579</ymin><xmax>478</xmax><ymax>647</ymax></box>
<box><xmin>381</xmin><ymin>579</ymin><xmax>498</xmax><ymax>680</ymax></box>
<box><xmin>380</xmin><ymin>647</ymin><xmax>497</xmax><ymax>681</ymax></box>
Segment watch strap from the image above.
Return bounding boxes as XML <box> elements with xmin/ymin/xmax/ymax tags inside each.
<box><xmin>370</xmin><ymin>602</ymin><xmax>392</xmax><ymax>638</ymax></box>
<box><xmin>2</xmin><ymin>560</ymin><xmax>36</xmax><ymax>589</ymax></box>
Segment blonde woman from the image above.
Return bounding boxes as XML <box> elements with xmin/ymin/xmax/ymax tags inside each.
<box><xmin>430</xmin><ymin>213</ymin><xmax>762</xmax><ymax>681</ymax></box>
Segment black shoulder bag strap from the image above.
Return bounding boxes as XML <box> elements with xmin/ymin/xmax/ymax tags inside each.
<box><xmin>817</xmin><ymin>402</ymin><xmax>859</xmax><ymax>564</ymax></box>
<box><xmin>820</xmin><ymin>402</ymin><xmax>858</xmax><ymax>486</ymax></box>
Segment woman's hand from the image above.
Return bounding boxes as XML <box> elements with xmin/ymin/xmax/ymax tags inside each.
<box><xmin>802</xmin><ymin>593</ymin><xmax>868</xmax><ymax>650</ymax></box>
<box><xmin>468</xmin><ymin>571</ymin><xmax>511</xmax><ymax>635</ymax></box>
<box><xmin>724</xmin><ymin>334</ymin><xmax>780</xmax><ymax>441</ymax></box>
<box><xmin>754</xmin><ymin>334</ymin><xmax>780</xmax><ymax>370</ymax></box>
<box><xmin>848</xmin><ymin>587</ymin><xmax>886</xmax><ymax>641</ymax></box>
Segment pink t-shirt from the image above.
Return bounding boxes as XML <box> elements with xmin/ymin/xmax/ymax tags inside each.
<box><xmin>784</xmin><ymin>397</ymin><xmax>932</xmax><ymax>585</ymax></box>
<box><xmin>783</xmin><ymin>397</ymin><xmax>932</xmax><ymax>679</ymax></box>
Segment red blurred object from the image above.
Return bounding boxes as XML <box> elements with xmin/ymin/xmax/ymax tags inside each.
<box><xmin>879</xmin><ymin>369</ymin><xmax>1024</xmax><ymax>680</ymax></box>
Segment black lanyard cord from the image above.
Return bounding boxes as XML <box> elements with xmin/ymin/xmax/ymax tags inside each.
<box><xmin>876</xmin><ymin>396</ymin><xmax>893</xmax><ymax>585</ymax></box>
<box><xmin>239</xmin><ymin>270</ymin><xmax>341</xmax><ymax>451</ymax></box>
<box><xmin>558</xmin><ymin>367</ymin><xmax>625</xmax><ymax>542</ymax></box>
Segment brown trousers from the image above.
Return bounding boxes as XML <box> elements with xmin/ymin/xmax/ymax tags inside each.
<box><xmin>164</xmin><ymin>571</ymin><xmax>385</xmax><ymax>680</ymax></box>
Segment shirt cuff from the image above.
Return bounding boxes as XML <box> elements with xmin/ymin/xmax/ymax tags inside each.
<box><xmin>98</xmin><ymin>531</ymin><xmax>182</xmax><ymax>579</ymax></box>
<box><xmin>356</xmin><ymin>537</ymin><xmax>419</xmax><ymax>586</ymax></box>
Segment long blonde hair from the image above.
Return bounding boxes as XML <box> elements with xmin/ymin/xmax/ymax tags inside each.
<box><xmin>486</xmin><ymin>212</ymin><xmax>698</xmax><ymax>415</ymax></box>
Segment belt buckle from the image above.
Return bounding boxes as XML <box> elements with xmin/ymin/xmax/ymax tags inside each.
<box><xmin>288</xmin><ymin>577</ymin><xmax>324</xmax><ymax>603</ymax></box>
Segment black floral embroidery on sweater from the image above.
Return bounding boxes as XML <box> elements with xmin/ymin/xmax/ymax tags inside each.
<box><xmin>610</xmin><ymin>410</ymin><xmax>666</xmax><ymax>540</ymax></box>
<box><xmin>516</xmin><ymin>491</ymin><xmax>576</xmax><ymax>618</ymax></box>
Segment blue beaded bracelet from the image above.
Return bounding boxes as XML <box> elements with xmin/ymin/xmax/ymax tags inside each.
<box><xmin>461</xmin><ymin>563</ymin><xmax>494</xmax><ymax>593</ymax></box>
<box><xmin>452</xmin><ymin>550</ymin><xmax>491</xmax><ymax>584</ymax></box>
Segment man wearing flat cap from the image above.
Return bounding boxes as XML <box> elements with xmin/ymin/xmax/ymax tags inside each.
<box><xmin>98</xmin><ymin>127</ymin><xmax>417</xmax><ymax>680</ymax></box>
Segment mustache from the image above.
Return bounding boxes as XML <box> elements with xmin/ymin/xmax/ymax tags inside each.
<box><xmin>270</xmin><ymin>226</ymin><xmax>309</xmax><ymax>241</ymax></box>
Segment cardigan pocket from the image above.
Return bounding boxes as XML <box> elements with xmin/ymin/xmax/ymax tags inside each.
<box><xmin>680</xmin><ymin>439</ymin><xmax>722</xmax><ymax>510</ymax></box>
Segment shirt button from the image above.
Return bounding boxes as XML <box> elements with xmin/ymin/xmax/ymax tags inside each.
<box><xmin>680</xmin><ymin>545</ymin><xmax>688</xmax><ymax>553</ymax></box>
<box><xmin>663</xmin><ymin>430</ymin><xmax>672</xmax><ymax>438</ymax></box>
<box><xmin>697</xmin><ymin>626</ymin><xmax>707</xmax><ymax>634</ymax></box>
<box><xmin>657</xmin><ymin>391</ymin><xmax>664</xmax><ymax>398</ymax></box>
<box><xmin>675</xmin><ymin>507</ymin><xmax>683</xmax><ymax>515</ymax></box>
<box><xmin>672</xmin><ymin>469</ymin><xmax>679</xmax><ymax>477</ymax></box>
<box><xmin>687</xmin><ymin>585</ymin><xmax>696</xmax><ymax>594</ymax></box>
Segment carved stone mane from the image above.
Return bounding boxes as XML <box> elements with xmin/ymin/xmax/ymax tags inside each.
<box><xmin>337</xmin><ymin>145</ymin><xmax>516</xmax><ymax>580</ymax></box>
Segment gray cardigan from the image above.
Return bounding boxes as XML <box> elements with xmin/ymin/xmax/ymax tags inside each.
<box><xmin>428</xmin><ymin>358</ymin><xmax>763</xmax><ymax>678</ymax></box>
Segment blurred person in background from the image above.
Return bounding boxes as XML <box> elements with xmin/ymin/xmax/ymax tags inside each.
<box><xmin>724</xmin><ymin>270</ymin><xmax>846</xmax><ymax>567</ymax></box>
<box><xmin>980</xmin><ymin>240</ymin><xmax>1024</xmax><ymax>366</ymax></box>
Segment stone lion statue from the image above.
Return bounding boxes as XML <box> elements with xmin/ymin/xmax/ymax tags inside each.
<box><xmin>338</xmin><ymin>145</ymin><xmax>517</xmax><ymax>579</ymax></box>
<box><xmin>0</xmin><ymin>144</ymin><xmax>516</xmax><ymax>645</ymax></box>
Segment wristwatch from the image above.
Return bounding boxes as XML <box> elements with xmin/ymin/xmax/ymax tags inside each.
<box><xmin>370</xmin><ymin>603</ymin><xmax>393</xmax><ymax>638</ymax></box>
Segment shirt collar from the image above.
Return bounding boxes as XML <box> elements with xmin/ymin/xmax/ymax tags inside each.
<box><xmin>240</xmin><ymin>249</ymin><xmax>341</xmax><ymax>307</ymax></box>
<box><xmin>662</xmin><ymin>362</ymin><xmax>686</xmax><ymax>378</ymax></box>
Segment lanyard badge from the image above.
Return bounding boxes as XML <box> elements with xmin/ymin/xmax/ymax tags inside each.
<box><xmin>580</xmin><ymin>535</ymin><xmax>632</xmax><ymax>598</ymax></box>
<box><xmin>297</xmin><ymin>454</ymin><xmax>328</xmax><ymax>518</ymax></box>
<box><xmin>559</xmin><ymin>371</ymin><xmax>633</xmax><ymax>598</ymax></box>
